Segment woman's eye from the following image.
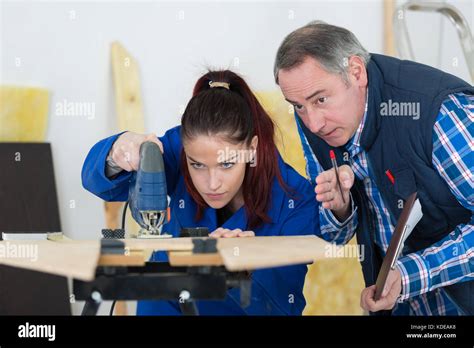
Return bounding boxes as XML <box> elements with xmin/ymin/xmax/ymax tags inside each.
<box><xmin>316</xmin><ymin>97</ymin><xmax>327</xmax><ymax>104</ymax></box>
<box><xmin>220</xmin><ymin>162</ymin><xmax>235</xmax><ymax>169</ymax></box>
<box><xmin>294</xmin><ymin>104</ymin><xmax>304</xmax><ymax>111</ymax></box>
<box><xmin>190</xmin><ymin>163</ymin><xmax>204</xmax><ymax>169</ymax></box>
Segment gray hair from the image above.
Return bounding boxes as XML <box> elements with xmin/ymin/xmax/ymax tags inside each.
<box><xmin>274</xmin><ymin>21</ymin><xmax>370</xmax><ymax>84</ymax></box>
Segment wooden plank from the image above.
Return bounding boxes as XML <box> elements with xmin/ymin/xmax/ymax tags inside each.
<box><xmin>0</xmin><ymin>236</ymin><xmax>334</xmax><ymax>279</ymax></box>
<box><xmin>217</xmin><ymin>235</ymin><xmax>333</xmax><ymax>271</ymax></box>
<box><xmin>384</xmin><ymin>0</ymin><xmax>396</xmax><ymax>56</ymax></box>
<box><xmin>109</xmin><ymin>42</ymin><xmax>147</xmax><ymax>314</ymax></box>
<box><xmin>123</xmin><ymin>237</ymin><xmax>194</xmax><ymax>251</ymax></box>
<box><xmin>108</xmin><ymin>41</ymin><xmax>146</xmax><ymax>239</ymax></box>
<box><xmin>0</xmin><ymin>240</ymin><xmax>100</xmax><ymax>281</ymax></box>
<box><xmin>130</xmin><ymin>235</ymin><xmax>333</xmax><ymax>270</ymax></box>
<box><xmin>99</xmin><ymin>251</ymin><xmax>145</xmax><ymax>267</ymax></box>
<box><xmin>168</xmin><ymin>251</ymin><xmax>223</xmax><ymax>267</ymax></box>
<box><xmin>110</xmin><ymin>41</ymin><xmax>145</xmax><ymax>133</ymax></box>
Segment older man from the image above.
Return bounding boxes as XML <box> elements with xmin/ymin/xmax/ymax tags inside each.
<box><xmin>274</xmin><ymin>21</ymin><xmax>473</xmax><ymax>315</ymax></box>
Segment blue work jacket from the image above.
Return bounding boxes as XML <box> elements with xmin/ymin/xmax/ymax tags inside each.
<box><xmin>82</xmin><ymin>126</ymin><xmax>320</xmax><ymax>315</ymax></box>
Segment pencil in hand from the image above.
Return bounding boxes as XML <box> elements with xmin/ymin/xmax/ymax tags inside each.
<box><xmin>329</xmin><ymin>150</ymin><xmax>346</xmax><ymax>205</ymax></box>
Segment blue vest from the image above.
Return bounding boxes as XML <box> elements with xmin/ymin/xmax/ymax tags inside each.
<box><xmin>299</xmin><ymin>54</ymin><xmax>473</xmax><ymax>314</ymax></box>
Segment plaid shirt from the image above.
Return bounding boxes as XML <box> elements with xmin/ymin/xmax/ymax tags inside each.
<box><xmin>296</xmin><ymin>92</ymin><xmax>473</xmax><ymax>315</ymax></box>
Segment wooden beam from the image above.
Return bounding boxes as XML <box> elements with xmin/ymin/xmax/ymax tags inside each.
<box><xmin>98</xmin><ymin>251</ymin><xmax>145</xmax><ymax>267</ymax></box>
<box><xmin>168</xmin><ymin>251</ymin><xmax>223</xmax><ymax>267</ymax></box>
<box><xmin>384</xmin><ymin>0</ymin><xmax>397</xmax><ymax>56</ymax></box>
<box><xmin>108</xmin><ymin>41</ymin><xmax>147</xmax><ymax>314</ymax></box>
<box><xmin>109</xmin><ymin>41</ymin><xmax>145</xmax><ymax>238</ymax></box>
<box><xmin>110</xmin><ymin>42</ymin><xmax>145</xmax><ymax>133</ymax></box>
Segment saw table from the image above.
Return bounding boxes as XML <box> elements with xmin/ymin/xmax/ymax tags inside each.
<box><xmin>0</xmin><ymin>234</ymin><xmax>334</xmax><ymax>315</ymax></box>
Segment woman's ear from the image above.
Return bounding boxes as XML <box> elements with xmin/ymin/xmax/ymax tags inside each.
<box><xmin>250</xmin><ymin>135</ymin><xmax>258</xmax><ymax>150</ymax></box>
<box><xmin>249</xmin><ymin>136</ymin><xmax>258</xmax><ymax>167</ymax></box>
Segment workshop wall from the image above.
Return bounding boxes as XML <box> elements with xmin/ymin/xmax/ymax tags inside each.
<box><xmin>1</xmin><ymin>0</ymin><xmax>471</xmax><ymax>315</ymax></box>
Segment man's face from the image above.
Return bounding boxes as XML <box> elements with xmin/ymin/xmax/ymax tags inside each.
<box><xmin>278</xmin><ymin>56</ymin><xmax>368</xmax><ymax>147</ymax></box>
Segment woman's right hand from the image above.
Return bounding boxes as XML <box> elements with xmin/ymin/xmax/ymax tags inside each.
<box><xmin>209</xmin><ymin>228</ymin><xmax>255</xmax><ymax>238</ymax></box>
<box><xmin>109</xmin><ymin>131</ymin><xmax>163</xmax><ymax>172</ymax></box>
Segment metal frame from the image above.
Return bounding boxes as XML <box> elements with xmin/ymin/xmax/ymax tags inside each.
<box><xmin>393</xmin><ymin>0</ymin><xmax>474</xmax><ymax>81</ymax></box>
<box><xmin>73</xmin><ymin>262</ymin><xmax>252</xmax><ymax>316</ymax></box>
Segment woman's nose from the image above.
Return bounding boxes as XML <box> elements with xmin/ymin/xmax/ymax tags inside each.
<box><xmin>208</xmin><ymin>171</ymin><xmax>222</xmax><ymax>191</ymax></box>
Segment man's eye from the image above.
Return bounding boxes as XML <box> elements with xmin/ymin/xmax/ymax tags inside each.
<box><xmin>220</xmin><ymin>162</ymin><xmax>235</xmax><ymax>169</ymax></box>
<box><xmin>190</xmin><ymin>162</ymin><xmax>204</xmax><ymax>169</ymax></box>
<box><xmin>316</xmin><ymin>97</ymin><xmax>327</xmax><ymax>104</ymax></box>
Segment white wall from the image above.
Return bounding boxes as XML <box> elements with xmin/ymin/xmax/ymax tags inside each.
<box><xmin>1</xmin><ymin>0</ymin><xmax>384</xmax><ymax>239</ymax></box>
<box><xmin>1</xmin><ymin>0</ymin><xmax>472</xmax><ymax>316</ymax></box>
<box><xmin>0</xmin><ymin>0</ymin><xmax>471</xmax><ymax>241</ymax></box>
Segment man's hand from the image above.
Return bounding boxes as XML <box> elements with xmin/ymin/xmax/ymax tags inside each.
<box><xmin>109</xmin><ymin>132</ymin><xmax>163</xmax><ymax>171</ymax></box>
<box><xmin>315</xmin><ymin>164</ymin><xmax>354</xmax><ymax>221</ymax></box>
<box><xmin>209</xmin><ymin>228</ymin><xmax>255</xmax><ymax>238</ymax></box>
<box><xmin>360</xmin><ymin>268</ymin><xmax>402</xmax><ymax>312</ymax></box>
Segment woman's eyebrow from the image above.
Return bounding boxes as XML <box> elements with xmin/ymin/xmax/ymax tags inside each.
<box><xmin>187</xmin><ymin>156</ymin><xmax>200</xmax><ymax>163</ymax></box>
<box><xmin>218</xmin><ymin>156</ymin><xmax>238</xmax><ymax>164</ymax></box>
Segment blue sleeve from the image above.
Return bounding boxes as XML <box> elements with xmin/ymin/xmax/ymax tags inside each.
<box><xmin>241</xmin><ymin>163</ymin><xmax>320</xmax><ymax>315</ymax></box>
<box><xmin>272</xmin><ymin>173</ymin><xmax>318</xmax><ymax>315</ymax></box>
<box><xmin>137</xmin><ymin>299</ymin><xmax>182</xmax><ymax>316</ymax></box>
<box><xmin>279</xmin><ymin>166</ymin><xmax>319</xmax><ymax>237</ymax></box>
<box><xmin>81</xmin><ymin>126</ymin><xmax>183</xmax><ymax>201</ymax></box>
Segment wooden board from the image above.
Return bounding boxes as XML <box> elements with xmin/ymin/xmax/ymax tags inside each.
<box><xmin>124</xmin><ymin>237</ymin><xmax>194</xmax><ymax>251</ymax></box>
<box><xmin>107</xmin><ymin>41</ymin><xmax>146</xmax><ymax>240</ymax></box>
<box><xmin>168</xmin><ymin>251</ymin><xmax>223</xmax><ymax>267</ymax></box>
<box><xmin>110</xmin><ymin>41</ymin><xmax>145</xmax><ymax>134</ymax></box>
<box><xmin>217</xmin><ymin>235</ymin><xmax>332</xmax><ymax>271</ymax></box>
<box><xmin>99</xmin><ymin>251</ymin><xmax>145</xmax><ymax>267</ymax></box>
<box><xmin>0</xmin><ymin>239</ymin><xmax>100</xmax><ymax>281</ymax></box>
<box><xmin>0</xmin><ymin>236</ymin><xmax>334</xmax><ymax>280</ymax></box>
<box><xmin>384</xmin><ymin>0</ymin><xmax>396</xmax><ymax>56</ymax></box>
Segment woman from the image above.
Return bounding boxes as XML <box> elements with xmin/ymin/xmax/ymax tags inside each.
<box><xmin>82</xmin><ymin>70</ymin><xmax>320</xmax><ymax>315</ymax></box>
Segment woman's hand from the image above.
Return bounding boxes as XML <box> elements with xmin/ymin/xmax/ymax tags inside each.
<box><xmin>109</xmin><ymin>131</ymin><xmax>163</xmax><ymax>171</ymax></box>
<box><xmin>209</xmin><ymin>228</ymin><xmax>255</xmax><ymax>238</ymax></box>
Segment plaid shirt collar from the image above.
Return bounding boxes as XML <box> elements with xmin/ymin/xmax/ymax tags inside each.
<box><xmin>345</xmin><ymin>90</ymin><xmax>369</xmax><ymax>158</ymax></box>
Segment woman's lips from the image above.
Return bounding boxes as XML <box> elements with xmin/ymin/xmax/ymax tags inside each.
<box><xmin>206</xmin><ymin>193</ymin><xmax>226</xmax><ymax>200</ymax></box>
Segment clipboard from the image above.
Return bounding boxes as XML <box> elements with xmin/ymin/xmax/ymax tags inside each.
<box><xmin>374</xmin><ymin>192</ymin><xmax>423</xmax><ymax>301</ymax></box>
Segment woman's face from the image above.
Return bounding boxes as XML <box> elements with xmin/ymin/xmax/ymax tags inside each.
<box><xmin>183</xmin><ymin>134</ymin><xmax>258</xmax><ymax>212</ymax></box>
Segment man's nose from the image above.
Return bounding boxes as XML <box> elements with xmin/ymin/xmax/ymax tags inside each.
<box><xmin>305</xmin><ymin>110</ymin><xmax>325</xmax><ymax>134</ymax></box>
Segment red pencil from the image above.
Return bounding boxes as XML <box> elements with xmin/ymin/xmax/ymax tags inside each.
<box><xmin>329</xmin><ymin>150</ymin><xmax>346</xmax><ymax>204</ymax></box>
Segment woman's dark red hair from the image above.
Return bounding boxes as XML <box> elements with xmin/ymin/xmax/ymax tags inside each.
<box><xmin>180</xmin><ymin>70</ymin><xmax>288</xmax><ymax>229</ymax></box>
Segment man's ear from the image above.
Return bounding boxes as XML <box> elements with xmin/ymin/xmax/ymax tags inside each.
<box><xmin>348</xmin><ymin>55</ymin><xmax>368</xmax><ymax>88</ymax></box>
